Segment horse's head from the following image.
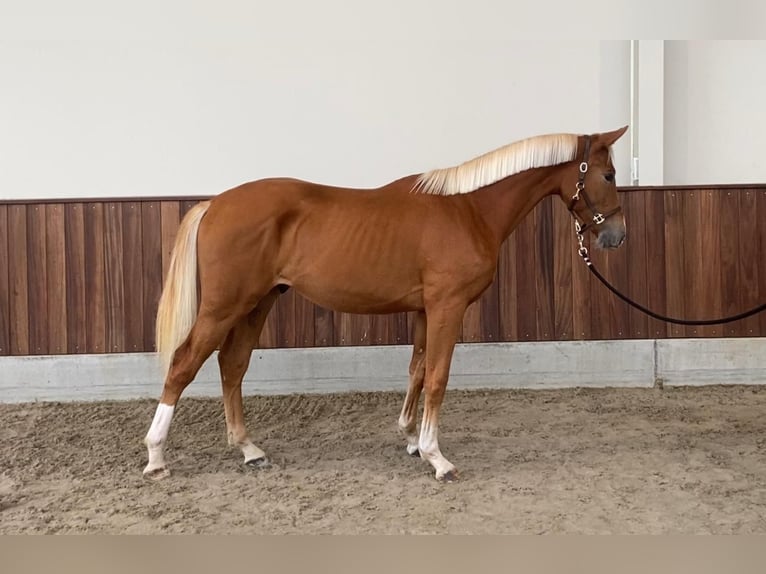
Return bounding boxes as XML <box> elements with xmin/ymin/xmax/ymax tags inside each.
<box><xmin>560</xmin><ymin>126</ymin><xmax>628</xmax><ymax>250</ymax></box>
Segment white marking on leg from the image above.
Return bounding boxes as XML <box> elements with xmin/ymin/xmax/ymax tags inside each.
<box><xmin>143</xmin><ymin>403</ymin><xmax>174</xmax><ymax>477</ymax></box>
<box><xmin>418</xmin><ymin>417</ymin><xmax>456</xmax><ymax>480</ymax></box>
<box><xmin>240</xmin><ymin>441</ymin><xmax>267</xmax><ymax>463</ymax></box>
<box><xmin>226</xmin><ymin>426</ymin><xmax>266</xmax><ymax>464</ymax></box>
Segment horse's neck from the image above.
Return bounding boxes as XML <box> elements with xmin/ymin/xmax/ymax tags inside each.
<box><xmin>469</xmin><ymin>167</ymin><xmax>562</xmax><ymax>246</ymax></box>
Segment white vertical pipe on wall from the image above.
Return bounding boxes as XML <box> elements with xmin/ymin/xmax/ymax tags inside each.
<box><xmin>629</xmin><ymin>40</ymin><xmax>639</xmax><ymax>185</ymax></box>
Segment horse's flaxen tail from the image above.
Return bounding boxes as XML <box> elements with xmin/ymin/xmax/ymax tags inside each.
<box><xmin>155</xmin><ymin>200</ymin><xmax>211</xmax><ymax>377</ymax></box>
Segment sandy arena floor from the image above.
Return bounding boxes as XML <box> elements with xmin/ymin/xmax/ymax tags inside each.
<box><xmin>2</xmin><ymin>385</ymin><xmax>766</xmax><ymax>534</ymax></box>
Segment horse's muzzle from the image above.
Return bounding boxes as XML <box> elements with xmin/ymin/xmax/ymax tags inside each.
<box><xmin>596</xmin><ymin>221</ymin><xmax>626</xmax><ymax>250</ymax></box>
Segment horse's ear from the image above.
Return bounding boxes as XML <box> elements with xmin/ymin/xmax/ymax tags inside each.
<box><xmin>597</xmin><ymin>125</ymin><xmax>629</xmax><ymax>147</ymax></box>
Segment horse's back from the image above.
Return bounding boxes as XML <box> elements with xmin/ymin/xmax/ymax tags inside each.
<box><xmin>203</xmin><ymin>175</ymin><xmax>427</xmax><ymax>239</ymax></box>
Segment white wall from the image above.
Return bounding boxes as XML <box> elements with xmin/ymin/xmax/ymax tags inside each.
<box><xmin>664</xmin><ymin>41</ymin><xmax>766</xmax><ymax>185</ymax></box>
<box><xmin>10</xmin><ymin>6</ymin><xmax>763</xmax><ymax>198</ymax></box>
<box><xmin>0</xmin><ymin>2</ymin><xmax>631</xmax><ymax>200</ymax></box>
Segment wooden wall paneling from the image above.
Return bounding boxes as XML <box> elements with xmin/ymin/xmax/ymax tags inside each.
<box><xmin>551</xmin><ymin>200</ymin><xmax>573</xmax><ymax>340</ymax></box>
<box><xmin>141</xmin><ymin>202</ymin><xmax>163</xmax><ymax>351</ymax></box>
<box><xmin>393</xmin><ymin>311</ymin><xmax>409</xmax><ymax>346</ymax></box>
<box><xmin>757</xmin><ymin>189</ymin><xmax>766</xmax><ymax>336</ymax></box>
<box><xmin>276</xmin><ymin>287</ymin><xmax>297</xmax><ymax>347</ymax></box>
<box><xmin>663</xmin><ymin>189</ymin><xmax>687</xmax><ymax>338</ymax></box>
<box><xmin>333</xmin><ymin>311</ymin><xmax>365</xmax><ymax>346</ymax></box>
<box><xmin>0</xmin><ymin>205</ymin><xmax>9</xmax><ymax>355</ymax></box>
<box><xmin>678</xmin><ymin>190</ymin><xmax>707</xmax><ymax>337</ymax></box>
<box><xmin>534</xmin><ymin>199</ymin><xmax>554</xmax><ymax>340</ymax></box>
<box><xmin>479</xmin><ymin>269</ymin><xmax>501</xmax><ymax>344</ymax></box>
<box><xmin>368</xmin><ymin>311</ymin><xmax>387</xmax><ymax>346</ymax></box>
<box><xmin>2</xmin><ymin>187</ymin><xmax>766</xmax><ymax>355</ymax></box>
<box><xmin>46</xmin><ymin>204</ymin><xmax>67</xmax><ymax>354</ymax></box>
<box><xmin>514</xmin><ymin>205</ymin><xmax>538</xmax><ymax>342</ymax></box>
<box><xmin>65</xmin><ymin>204</ymin><xmax>87</xmax><ymax>353</ymax></box>
<box><xmin>718</xmin><ymin>188</ymin><xmax>742</xmax><ymax>337</ymax></box>
<box><xmin>104</xmin><ymin>203</ymin><xmax>126</xmax><ymax>353</ymax></box>
<box><xmin>122</xmin><ymin>202</ymin><xmax>144</xmax><ymax>352</ymax></box>
<box><xmin>333</xmin><ymin>311</ymin><xmax>351</xmax><ymax>347</ymax></box>
<box><xmin>314</xmin><ymin>305</ymin><xmax>335</xmax><ymax>347</ymax></box>
<box><xmin>26</xmin><ymin>204</ymin><xmax>48</xmax><ymax>354</ymax></box>
<box><xmin>294</xmin><ymin>293</ymin><xmax>316</xmax><ymax>348</ymax></box>
<box><xmin>405</xmin><ymin>310</ymin><xmax>417</xmax><ymax>346</ymax></box>
<box><xmin>8</xmin><ymin>205</ymin><xmax>29</xmax><ymax>354</ymax></box>
<box><xmin>351</xmin><ymin>312</ymin><xmax>372</xmax><ymax>346</ymax></box>
<box><xmin>644</xmin><ymin>189</ymin><xmax>667</xmax><ymax>339</ymax></box>
<box><xmin>498</xmin><ymin>231</ymin><xmax>519</xmax><ymax>342</ymax></box>
<box><xmin>737</xmin><ymin>188</ymin><xmax>760</xmax><ymax>336</ymax></box>
<box><xmin>696</xmin><ymin>189</ymin><xmax>723</xmax><ymax>337</ymax></box>
<box><xmin>85</xmin><ymin>203</ymin><xmax>106</xmax><ymax>353</ymax></box>
<box><xmin>377</xmin><ymin>312</ymin><xmax>395</xmax><ymax>346</ymax></box>
<box><xmin>604</xmin><ymin>214</ymin><xmax>629</xmax><ymax>340</ymax></box>
<box><xmin>622</xmin><ymin>191</ymin><xmax>648</xmax><ymax>339</ymax></box>
<box><xmin>461</xmin><ymin>300</ymin><xmax>482</xmax><ymax>343</ymax></box>
<box><xmin>681</xmin><ymin>189</ymin><xmax>704</xmax><ymax>338</ymax></box>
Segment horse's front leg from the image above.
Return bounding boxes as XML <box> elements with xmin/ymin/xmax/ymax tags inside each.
<box><xmin>419</xmin><ymin>302</ymin><xmax>465</xmax><ymax>482</ymax></box>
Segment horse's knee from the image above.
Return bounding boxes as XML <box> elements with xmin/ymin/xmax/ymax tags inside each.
<box><xmin>423</xmin><ymin>375</ymin><xmax>448</xmax><ymax>400</ymax></box>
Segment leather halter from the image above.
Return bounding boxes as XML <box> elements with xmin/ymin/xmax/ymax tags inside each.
<box><xmin>566</xmin><ymin>135</ymin><xmax>622</xmax><ymax>235</ymax></box>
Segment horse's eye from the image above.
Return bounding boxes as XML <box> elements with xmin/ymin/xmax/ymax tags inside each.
<box><xmin>604</xmin><ymin>172</ymin><xmax>615</xmax><ymax>183</ymax></box>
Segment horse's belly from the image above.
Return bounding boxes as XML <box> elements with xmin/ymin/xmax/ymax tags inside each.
<box><xmin>291</xmin><ymin>276</ymin><xmax>423</xmax><ymax>315</ymax></box>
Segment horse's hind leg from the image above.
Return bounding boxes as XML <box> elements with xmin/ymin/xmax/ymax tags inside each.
<box><xmin>218</xmin><ymin>288</ymin><xmax>280</xmax><ymax>468</ymax></box>
<box><xmin>398</xmin><ymin>311</ymin><xmax>426</xmax><ymax>456</ymax></box>
<box><xmin>143</xmin><ymin>310</ymin><xmax>239</xmax><ymax>480</ymax></box>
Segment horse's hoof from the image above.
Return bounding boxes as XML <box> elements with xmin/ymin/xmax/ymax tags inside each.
<box><xmin>406</xmin><ymin>446</ymin><xmax>420</xmax><ymax>457</ymax></box>
<box><xmin>143</xmin><ymin>467</ymin><xmax>171</xmax><ymax>481</ymax></box>
<box><xmin>245</xmin><ymin>457</ymin><xmax>271</xmax><ymax>470</ymax></box>
<box><xmin>437</xmin><ymin>470</ymin><xmax>458</xmax><ymax>483</ymax></box>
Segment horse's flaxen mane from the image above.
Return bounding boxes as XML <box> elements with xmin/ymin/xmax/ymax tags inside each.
<box><xmin>413</xmin><ymin>133</ymin><xmax>579</xmax><ymax>196</ymax></box>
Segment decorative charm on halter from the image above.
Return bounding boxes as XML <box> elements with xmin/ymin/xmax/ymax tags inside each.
<box><xmin>575</xmin><ymin>220</ymin><xmax>592</xmax><ymax>266</ymax></box>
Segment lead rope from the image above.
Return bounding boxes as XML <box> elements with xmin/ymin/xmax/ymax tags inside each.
<box><xmin>575</xmin><ymin>222</ymin><xmax>766</xmax><ymax>326</ymax></box>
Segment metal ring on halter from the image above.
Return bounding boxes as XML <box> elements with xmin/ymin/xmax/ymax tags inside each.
<box><xmin>579</xmin><ymin>162</ymin><xmax>588</xmax><ymax>173</ymax></box>
<box><xmin>573</xmin><ymin>180</ymin><xmax>585</xmax><ymax>202</ymax></box>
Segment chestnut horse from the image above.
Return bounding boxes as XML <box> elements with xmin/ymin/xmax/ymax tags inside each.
<box><xmin>143</xmin><ymin>126</ymin><xmax>628</xmax><ymax>482</ymax></box>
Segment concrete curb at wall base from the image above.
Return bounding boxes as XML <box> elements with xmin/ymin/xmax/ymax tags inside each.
<box><xmin>0</xmin><ymin>338</ymin><xmax>764</xmax><ymax>404</ymax></box>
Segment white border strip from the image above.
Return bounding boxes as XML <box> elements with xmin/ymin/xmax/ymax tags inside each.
<box><xmin>656</xmin><ymin>338</ymin><xmax>766</xmax><ymax>387</ymax></box>
<box><xmin>1</xmin><ymin>339</ymin><xmax>764</xmax><ymax>404</ymax></box>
